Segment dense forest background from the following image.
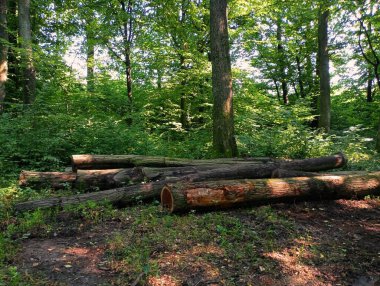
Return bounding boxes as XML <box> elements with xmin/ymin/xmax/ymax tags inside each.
<box><xmin>0</xmin><ymin>1</ymin><xmax>380</xmax><ymax>285</ymax></box>
<box><xmin>0</xmin><ymin>0</ymin><xmax>379</xmax><ymax>181</ymax></box>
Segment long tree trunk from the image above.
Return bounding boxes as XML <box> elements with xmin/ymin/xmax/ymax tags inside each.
<box><xmin>366</xmin><ymin>69</ymin><xmax>373</xmax><ymax>102</ymax></box>
<box><xmin>21</xmin><ymin>153</ymin><xmax>347</xmax><ymax>191</ymax></box>
<box><xmin>161</xmin><ymin>172</ymin><xmax>380</xmax><ymax>213</ymax></box>
<box><xmin>85</xmin><ymin>23</ymin><xmax>95</xmax><ymax>92</ymax></box>
<box><xmin>277</xmin><ymin>17</ymin><xmax>288</xmax><ymax>104</ymax></box>
<box><xmin>317</xmin><ymin>5</ymin><xmax>331</xmax><ymax>132</ymax></box>
<box><xmin>71</xmin><ymin>154</ymin><xmax>272</xmax><ymax>171</ymax></box>
<box><xmin>15</xmin><ymin>154</ymin><xmax>347</xmax><ymax>211</ymax></box>
<box><xmin>210</xmin><ymin>0</ymin><xmax>238</xmax><ymax>157</ymax></box>
<box><xmin>121</xmin><ymin>0</ymin><xmax>133</xmax><ymax>103</ymax></box>
<box><xmin>376</xmin><ymin>117</ymin><xmax>380</xmax><ymax>153</ymax></box>
<box><xmin>296</xmin><ymin>56</ymin><xmax>305</xmax><ymax>98</ymax></box>
<box><xmin>0</xmin><ymin>0</ymin><xmax>8</xmax><ymax>112</ymax></box>
<box><xmin>18</xmin><ymin>0</ymin><xmax>36</xmax><ymax>105</ymax></box>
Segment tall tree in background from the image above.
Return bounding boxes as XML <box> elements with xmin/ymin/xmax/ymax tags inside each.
<box><xmin>210</xmin><ymin>0</ymin><xmax>238</xmax><ymax>157</ymax></box>
<box><xmin>276</xmin><ymin>16</ymin><xmax>288</xmax><ymax>104</ymax></box>
<box><xmin>377</xmin><ymin>117</ymin><xmax>380</xmax><ymax>152</ymax></box>
<box><xmin>317</xmin><ymin>3</ymin><xmax>331</xmax><ymax>132</ymax></box>
<box><xmin>0</xmin><ymin>0</ymin><xmax>8</xmax><ymax>111</ymax></box>
<box><xmin>18</xmin><ymin>0</ymin><xmax>36</xmax><ymax>104</ymax></box>
<box><xmin>85</xmin><ymin>20</ymin><xmax>95</xmax><ymax>92</ymax></box>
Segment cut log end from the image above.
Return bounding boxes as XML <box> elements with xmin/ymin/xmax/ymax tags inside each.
<box><xmin>161</xmin><ymin>186</ymin><xmax>174</xmax><ymax>213</ymax></box>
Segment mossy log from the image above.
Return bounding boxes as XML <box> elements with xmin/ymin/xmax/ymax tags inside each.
<box><xmin>71</xmin><ymin>154</ymin><xmax>271</xmax><ymax>171</ymax></box>
<box><xmin>161</xmin><ymin>172</ymin><xmax>380</xmax><ymax>213</ymax></box>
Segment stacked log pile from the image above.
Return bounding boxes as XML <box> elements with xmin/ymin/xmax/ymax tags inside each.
<box><xmin>15</xmin><ymin>153</ymin><xmax>380</xmax><ymax>212</ymax></box>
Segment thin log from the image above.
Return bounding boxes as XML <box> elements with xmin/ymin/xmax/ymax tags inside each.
<box><xmin>161</xmin><ymin>172</ymin><xmax>380</xmax><ymax>213</ymax></box>
<box><xmin>71</xmin><ymin>154</ymin><xmax>271</xmax><ymax>171</ymax></box>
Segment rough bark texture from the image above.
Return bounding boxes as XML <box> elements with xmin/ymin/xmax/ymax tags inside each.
<box><xmin>0</xmin><ymin>0</ymin><xmax>8</xmax><ymax>112</ymax></box>
<box><xmin>19</xmin><ymin>171</ymin><xmax>77</xmax><ymax>189</ymax></box>
<box><xmin>18</xmin><ymin>0</ymin><xmax>36</xmax><ymax>104</ymax></box>
<box><xmin>14</xmin><ymin>180</ymin><xmax>169</xmax><ymax>212</ymax></box>
<box><xmin>19</xmin><ymin>169</ymin><xmax>145</xmax><ymax>190</ymax></box>
<box><xmin>161</xmin><ymin>172</ymin><xmax>380</xmax><ymax>213</ymax></box>
<box><xmin>317</xmin><ymin>6</ymin><xmax>331</xmax><ymax>132</ymax></box>
<box><xmin>16</xmin><ymin>154</ymin><xmax>347</xmax><ymax>211</ymax></box>
<box><xmin>210</xmin><ymin>0</ymin><xmax>238</xmax><ymax>157</ymax></box>
<box><xmin>71</xmin><ymin>154</ymin><xmax>271</xmax><ymax>170</ymax></box>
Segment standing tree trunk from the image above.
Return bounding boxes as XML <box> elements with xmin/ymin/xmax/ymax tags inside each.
<box><xmin>0</xmin><ymin>0</ymin><xmax>8</xmax><ymax>112</ymax></box>
<box><xmin>18</xmin><ymin>0</ymin><xmax>36</xmax><ymax>105</ymax></box>
<box><xmin>210</xmin><ymin>0</ymin><xmax>238</xmax><ymax>157</ymax></box>
<box><xmin>296</xmin><ymin>55</ymin><xmax>305</xmax><ymax>98</ymax></box>
<box><xmin>376</xmin><ymin>117</ymin><xmax>380</xmax><ymax>153</ymax></box>
<box><xmin>366</xmin><ymin>70</ymin><xmax>373</xmax><ymax>102</ymax></box>
<box><xmin>121</xmin><ymin>0</ymin><xmax>133</xmax><ymax>103</ymax></box>
<box><xmin>85</xmin><ymin>23</ymin><xmax>95</xmax><ymax>92</ymax></box>
<box><xmin>277</xmin><ymin>17</ymin><xmax>288</xmax><ymax>104</ymax></box>
<box><xmin>317</xmin><ymin>5</ymin><xmax>331</xmax><ymax>132</ymax></box>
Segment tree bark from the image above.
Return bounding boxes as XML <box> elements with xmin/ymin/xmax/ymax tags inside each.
<box><xmin>317</xmin><ymin>5</ymin><xmax>331</xmax><ymax>132</ymax></box>
<box><xmin>376</xmin><ymin>117</ymin><xmax>380</xmax><ymax>153</ymax></box>
<box><xmin>71</xmin><ymin>154</ymin><xmax>271</xmax><ymax>170</ymax></box>
<box><xmin>121</xmin><ymin>0</ymin><xmax>133</xmax><ymax>102</ymax></box>
<box><xmin>277</xmin><ymin>17</ymin><xmax>288</xmax><ymax>104</ymax></box>
<box><xmin>296</xmin><ymin>56</ymin><xmax>305</xmax><ymax>98</ymax></box>
<box><xmin>19</xmin><ymin>171</ymin><xmax>77</xmax><ymax>189</ymax></box>
<box><xmin>210</xmin><ymin>0</ymin><xmax>238</xmax><ymax>157</ymax></box>
<box><xmin>20</xmin><ymin>153</ymin><xmax>347</xmax><ymax>191</ymax></box>
<box><xmin>0</xmin><ymin>0</ymin><xmax>8</xmax><ymax>112</ymax></box>
<box><xmin>19</xmin><ymin>168</ymin><xmax>146</xmax><ymax>190</ymax></box>
<box><xmin>161</xmin><ymin>172</ymin><xmax>380</xmax><ymax>213</ymax></box>
<box><xmin>18</xmin><ymin>0</ymin><xmax>36</xmax><ymax>105</ymax></box>
<box><xmin>14</xmin><ymin>179</ymin><xmax>170</xmax><ymax>211</ymax></box>
<box><xmin>86</xmin><ymin>22</ymin><xmax>95</xmax><ymax>92</ymax></box>
<box><xmin>15</xmin><ymin>154</ymin><xmax>347</xmax><ymax>211</ymax></box>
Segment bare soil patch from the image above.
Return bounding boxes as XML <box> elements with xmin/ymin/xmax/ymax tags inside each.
<box><xmin>14</xmin><ymin>199</ymin><xmax>380</xmax><ymax>286</ymax></box>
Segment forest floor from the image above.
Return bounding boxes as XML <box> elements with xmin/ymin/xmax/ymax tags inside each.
<box><xmin>12</xmin><ymin>198</ymin><xmax>380</xmax><ymax>286</ymax></box>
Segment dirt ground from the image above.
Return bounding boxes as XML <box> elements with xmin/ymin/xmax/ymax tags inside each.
<box><xmin>14</xmin><ymin>199</ymin><xmax>380</xmax><ymax>286</ymax></box>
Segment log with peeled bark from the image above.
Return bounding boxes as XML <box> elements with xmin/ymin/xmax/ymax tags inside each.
<box><xmin>161</xmin><ymin>172</ymin><xmax>380</xmax><ymax>213</ymax></box>
<box><xmin>71</xmin><ymin>154</ymin><xmax>272</xmax><ymax>171</ymax></box>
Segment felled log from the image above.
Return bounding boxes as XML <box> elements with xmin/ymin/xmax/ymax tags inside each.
<box><xmin>19</xmin><ymin>153</ymin><xmax>346</xmax><ymax>191</ymax></box>
<box><xmin>14</xmin><ymin>180</ymin><xmax>169</xmax><ymax>211</ymax></box>
<box><xmin>19</xmin><ymin>171</ymin><xmax>77</xmax><ymax>189</ymax></box>
<box><xmin>71</xmin><ymin>154</ymin><xmax>271</xmax><ymax>171</ymax></box>
<box><xmin>19</xmin><ymin>165</ymin><xmax>236</xmax><ymax>191</ymax></box>
<box><xmin>19</xmin><ymin>168</ymin><xmax>145</xmax><ymax>190</ymax></box>
<box><xmin>161</xmin><ymin>172</ymin><xmax>380</xmax><ymax>213</ymax></box>
<box><xmin>15</xmin><ymin>154</ymin><xmax>348</xmax><ymax>212</ymax></box>
<box><xmin>271</xmin><ymin>169</ymin><xmax>367</xmax><ymax>178</ymax></box>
